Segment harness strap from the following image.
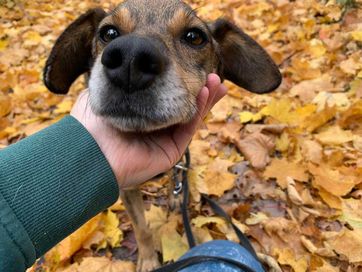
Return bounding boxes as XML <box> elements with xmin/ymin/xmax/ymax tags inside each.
<box><xmin>152</xmin><ymin>255</ymin><xmax>258</xmax><ymax>272</ymax></box>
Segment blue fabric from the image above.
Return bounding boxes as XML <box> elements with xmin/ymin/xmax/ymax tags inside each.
<box><xmin>179</xmin><ymin>240</ymin><xmax>264</xmax><ymax>272</ymax></box>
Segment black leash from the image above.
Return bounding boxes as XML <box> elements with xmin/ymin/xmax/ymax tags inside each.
<box><xmin>152</xmin><ymin>148</ymin><xmax>263</xmax><ymax>272</ymax></box>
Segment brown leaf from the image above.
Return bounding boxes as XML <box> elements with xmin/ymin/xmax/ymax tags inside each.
<box><xmin>236</xmin><ymin>132</ymin><xmax>275</xmax><ymax>170</ymax></box>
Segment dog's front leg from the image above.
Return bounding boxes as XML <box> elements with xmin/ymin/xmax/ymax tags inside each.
<box><xmin>120</xmin><ymin>189</ymin><xmax>160</xmax><ymax>272</ymax></box>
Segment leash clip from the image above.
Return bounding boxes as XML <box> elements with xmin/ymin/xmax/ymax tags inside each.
<box><xmin>173</xmin><ymin>162</ymin><xmax>188</xmax><ymax>196</ymax></box>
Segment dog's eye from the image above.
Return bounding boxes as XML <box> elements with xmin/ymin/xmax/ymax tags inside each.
<box><xmin>100</xmin><ymin>26</ymin><xmax>120</xmax><ymax>43</ymax></box>
<box><xmin>182</xmin><ymin>28</ymin><xmax>208</xmax><ymax>48</ymax></box>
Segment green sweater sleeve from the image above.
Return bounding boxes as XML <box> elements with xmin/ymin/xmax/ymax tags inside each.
<box><xmin>0</xmin><ymin>116</ymin><xmax>119</xmax><ymax>271</ymax></box>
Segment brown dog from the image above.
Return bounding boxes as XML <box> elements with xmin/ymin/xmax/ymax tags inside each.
<box><xmin>44</xmin><ymin>0</ymin><xmax>281</xmax><ymax>271</ymax></box>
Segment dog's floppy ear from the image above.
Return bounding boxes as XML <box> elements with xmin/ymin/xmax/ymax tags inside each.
<box><xmin>44</xmin><ymin>8</ymin><xmax>106</xmax><ymax>94</ymax></box>
<box><xmin>210</xmin><ymin>19</ymin><xmax>282</xmax><ymax>94</ymax></box>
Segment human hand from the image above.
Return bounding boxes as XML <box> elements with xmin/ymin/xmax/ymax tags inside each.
<box><xmin>71</xmin><ymin>74</ymin><xmax>227</xmax><ymax>190</ymax></box>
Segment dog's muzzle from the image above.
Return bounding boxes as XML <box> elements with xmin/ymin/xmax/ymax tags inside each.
<box><xmin>101</xmin><ymin>35</ymin><xmax>169</xmax><ymax>93</ymax></box>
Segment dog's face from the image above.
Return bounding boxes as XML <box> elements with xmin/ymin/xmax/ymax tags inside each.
<box><xmin>44</xmin><ymin>0</ymin><xmax>281</xmax><ymax>132</ymax></box>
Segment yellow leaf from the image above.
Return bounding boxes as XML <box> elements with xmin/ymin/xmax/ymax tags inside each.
<box><xmin>302</xmin><ymin>106</ymin><xmax>336</xmax><ymax>132</ymax></box>
<box><xmin>60</xmin><ymin>257</ymin><xmax>135</xmax><ymax>272</ymax></box>
<box><xmin>318</xmin><ymin>188</ymin><xmax>342</xmax><ymax>210</ymax></box>
<box><xmin>145</xmin><ymin>204</ymin><xmax>168</xmax><ymax>230</ymax></box>
<box><xmin>191</xmin><ymin>216</ymin><xmax>247</xmax><ymax>242</ymax></box>
<box><xmin>54</xmin><ymin>99</ymin><xmax>73</xmax><ymax>114</ymax></box>
<box><xmin>245</xmin><ymin>212</ymin><xmax>269</xmax><ymax>225</ymax></box>
<box><xmin>273</xmin><ymin>248</ymin><xmax>308</xmax><ymax>272</ymax></box>
<box><xmin>275</xmin><ymin>132</ymin><xmax>289</xmax><ymax>152</ymax></box>
<box><xmin>192</xmin><ymin>216</ymin><xmax>226</xmax><ymax>228</ymax></box>
<box><xmin>351</xmin><ymin>31</ymin><xmax>362</xmax><ymax>42</ymax></box>
<box><xmin>239</xmin><ymin>111</ymin><xmax>254</xmax><ymax>123</ymax></box>
<box><xmin>309</xmin><ymin>164</ymin><xmax>358</xmax><ymax>196</ymax></box>
<box><xmin>307</xmin><ymin>39</ymin><xmax>326</xmax><ymax>57</ymax></box>
<box><xmin>0</xmin><ymin>39</ymin><xmax>9</xmax><ymax>52</ymax></box>
<box><xmin>0</xmin><ymin>95</ymin><xmax>11</xmax><ymax>117</ymax></box>
<box><xmin>259</xmin><ymin>98</ymin><xmax>294</xmax><ymax>124</ymax></box>
<box><xmin>339</xmin><ymin>198</ymin><xmax>362</xmax><ymax>230</ymax></box>
<box><xmin>103</xmin><ymin>209</ymin><xmax>122</xmax><ymax>248</ymax></box>
<box><xmin>264</xmin><ymin>158</ymin><xmax>308</xmax><ymax>189</ymax></box>
<box><xmin>326</xmin><ymin>229</ymin><xmax>362</xmax><ymax>263</ymax></box>
<box><xmin>339</xmin><ymin>100</ymin><xmax>362</xmax><ymax>128</ymax></box>
<box><xmin>160</xmin><ymin>216</ymin><xmax>188</xmax><ymax>262</ymax></box>
<box><xmin>315</xmin><ymin>126</ymin><xmax>354</xmax><ymax>145</ymax></box>
<box><xmin>195</xmin><ymin>158</ymin><xmax>236</xmax><ymax>196</ymax></box>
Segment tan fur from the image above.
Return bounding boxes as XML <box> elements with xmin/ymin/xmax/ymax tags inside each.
<box><xmin>113</xmin><ymin>8</ymin><xmax>136</xmax><ymax>34</ymax></box>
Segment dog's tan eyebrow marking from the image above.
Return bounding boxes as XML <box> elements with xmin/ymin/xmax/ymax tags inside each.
<box><xmin>168</xmin><ymin>8</ymin><xmax>192</xmax><ymax>36</ymax></box>
<box><xmin>168</xmin><ymin>8</ymin><xmax>208</xmax><ymax>37</ymax></box>
<box><xmin>111</xmin><ymin>7</ymin><xmax>136</xmax><ymax>33</ymax></box>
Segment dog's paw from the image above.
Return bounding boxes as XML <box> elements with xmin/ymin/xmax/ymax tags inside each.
<box><xmin>137</xmin><ymin>256</ymin><xmax>160</xmax><ymax>272</ymax></box>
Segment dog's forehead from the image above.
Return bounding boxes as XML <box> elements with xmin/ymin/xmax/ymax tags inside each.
<box><xmin>113</xmin><ymin>0</ymin><xmax>194</xmax><ymax>28</ymax></box>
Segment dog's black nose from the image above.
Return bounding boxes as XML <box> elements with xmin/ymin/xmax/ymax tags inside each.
<box><xmin>102</xmin><ymin>35</ymin><xmax>167</xmax><ymax>92</ymax></box>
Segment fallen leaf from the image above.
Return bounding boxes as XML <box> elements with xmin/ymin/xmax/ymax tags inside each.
<box><xmin>102</xmin><ymin>209</ymin><xmax>123</xmax><ymax>248</ymax></box>
<box><xmin>302</xmin><ymin>106</ymin><xmax>336</xmax><ymax>132</ymax></box>
<box><xmin>0</xmin><ymin>94</ymin><xmax>11</xmax><ymax>117</ymax></box>
<box><xmin>264</xmin><ymin>158</ymin><xmax>308</xmax><ymax>189</ymax></box>
<box><xmin>145</xmin><ymin>204</ymin><xmax>168</xmax><ymax>230</ymax></box>
<box><xmin>326</xmin><ymin>229</ymin><xmax>362</xmax><ymax>263</ymax></box>
<box><xmin>300</xmin><ymin>140</ymin><xmax>323</xmax><ymax>164</ymax></box>
<box><xmin>160</xmin><ymin>216</ymin><xmax>188</xmax><ymax>262</ymax></box>
<box><xmin>273</xmin><ymin>248</ymin><xmax>308</xmax><ymax>272</ymax></box>
<box><xmin>339</xmin><ymin>100</ymin><xmax>362</xmax><ymax>128</ymax></box>
<box><xmin>318</xmin><ymin>188</ymin><xmax>342</xmax><ymax>210</ymax></box>
<box><xmin>339</xmin><ymin>198</ymin><xmax>362</xmax><ymax>230</ymax></box>
<box><xmin>195</xmin><ymin>158</ymin><xmax>236</xmax><ymax>196</ymax></box>
<box><xmin>236</xmin><ymin>132</ymin><xmax>275</xmax><ymax>170</ymax></box>
<box><xmin>309</xmin><ymin>164</ymin><xmax>358</xmax><ymax>196</ymax></box>
<box><xmin>314</xmin><ymin>126</ymin><xmax>354</xmax><ymax>145</ymax></box>
<box><xmin>286</xmin><ymin>177</ymin><xmax>304</xmax><ymax>206</ymax></box>
<box><xmin>60</xmin><ymin>257</ymin><xmax>135</xmax><ymax>272</ymax></box>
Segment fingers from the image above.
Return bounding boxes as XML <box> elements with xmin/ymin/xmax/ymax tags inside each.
<box><xmin>204</xmin><ymin>74</ymin><xmax>227</xmax><ymax>116</ymax></box>
<box><xmin>172</xmin><ymin>74</ymin><xmax>227</xmax><ymax>151</ymax></box>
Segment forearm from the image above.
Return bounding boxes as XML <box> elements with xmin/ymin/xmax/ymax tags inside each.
<box><xmin>0</xmin><ymin>116</ymin><xmax>119</xmax><ymax>270</ymax></box>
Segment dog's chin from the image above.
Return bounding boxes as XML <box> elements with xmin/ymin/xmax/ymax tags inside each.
<box><xmin>102</xmin><ymin>114</ymin><xmax>190</xmax><ymax>132</ymax></box>
<box><xmin>91</xmin><ymin>104</ymin><xmax>196</xmax><ymax>133</ymax></box>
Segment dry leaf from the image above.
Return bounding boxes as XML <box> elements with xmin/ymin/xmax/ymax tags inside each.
<box><xmin>160</xmin><ymin>216</ymin><xmax>188</xmax><ymax>262</ymax></box>
<box><xmin>339</xmin><ymin>198</ymin><xmax>362</xmax><ymax>230</ymax></box>
<box><xmin>236</xmin><ymin>132</ymin><xmax>275</xmax><ymax>170</ymax></box>
<box><xmin>0</xmin><ymin>94</ymin><xmax>11</xmax><ymax>117</ymax></box>
<box><xmin>195</xmin><ymin>158</ymin><xmax>236</xmax><ymax>196</ymax></box>
<box><xmin>326</xmin><ymin>229</ymin><xmax>362</xmax><ymax>263</ymax></box>
<box><xmin>264</xmin><ymin>158</ymin><xmax>308</xmax><ymax>189</ymax></box>
<box><xmin>60</xmin><ymin>257</ymin><xmax>135</xmax><ymax>272</ymax></box>
<box><xmin>309</xmin><ymin>164</ymin><xmax>358</xmax><ymax>196</ymax></box>
<box><xmin>314</xmin><ymin>126</ymin><xmax>354</xmax><ymax>145</ymax></box>
<box><xmin>273</xmin><ymin>248</ymin><xmax>308</xmax><ymax>272</ymax></box>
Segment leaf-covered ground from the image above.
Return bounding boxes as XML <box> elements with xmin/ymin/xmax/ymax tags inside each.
<box><xmin>1</xmin><ymin>0</ymin><xmax>362</xmax><ymax>271</ymax></box>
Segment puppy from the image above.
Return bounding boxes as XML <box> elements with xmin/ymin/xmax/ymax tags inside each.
<box><xmin>44</xmin><ymin>0</ymin><xmax>281</xmax><ymax>271</ymax></box>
